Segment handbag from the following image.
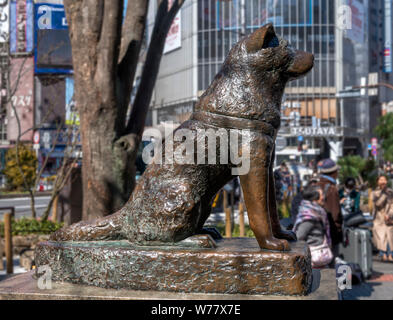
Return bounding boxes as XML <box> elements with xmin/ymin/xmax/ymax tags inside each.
<box><xmin>385</xmin><ymin>202</ymin><xmax>393</xmax><ymax>226</ymax></box>
<box><xmin>309</xmin><ymin>237</ymin><xmax>334</xmax><ymax>268</ymax></box>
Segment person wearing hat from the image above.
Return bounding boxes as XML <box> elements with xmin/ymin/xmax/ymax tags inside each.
<box><xmin>316</xmin><ymin>159</ymin><xmax>343</xmax><ymax>258</ymax></box>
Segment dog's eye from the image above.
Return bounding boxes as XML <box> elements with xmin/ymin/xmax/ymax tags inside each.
<box><xmin>262</xmin><ymin>34</ymin><xmax>279</xmax><ymax>49</ymax></box>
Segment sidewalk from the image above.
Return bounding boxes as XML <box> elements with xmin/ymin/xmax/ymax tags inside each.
<box><xmin>0</xmin><ymin>257</ymin><xmax>28</xmax><ymax>282</ymax></box>
<box><xmin>0</xmin><ymin>192</ymin><xmax>51</xmax><ymax>200</ymax></box>
<box><xmin>342</xmin><ymin>256</ymin><xmax>393</xmax><ymax>300</ymax></box>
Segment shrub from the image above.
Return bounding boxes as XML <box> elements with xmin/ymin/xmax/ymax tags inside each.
<box><xmin>0</xmin><ymin>217</ymin><xmax>63</xmax><ymax>237</ymax></box>
<box><xmin>213</xmin><ymin>223</ymin><xmax>255</xmax><ymax>238</ymax></box>
<box><xmin>337</xmin><ymin>155</ymin><xmax>378</xmax><ymax>187</ymax></box>
<box><xmin>3</xmin><ymin>145</ymin><xmax>37</xmax><ymax>191</ymax></box>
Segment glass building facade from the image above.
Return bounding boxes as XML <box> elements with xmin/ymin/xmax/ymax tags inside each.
<box><xmin>196</xmin><ymin>0</ymin><xmax>373</xmax><ymax>161</ymax></box>
<box><xmin>149</xmin><ymin>0</ymin><xmax>381</xmax><ymax>161</ymax></box>
<box><xmin>198</xmin><ymin>0</ymin><xmax>337</xmax><ymax>129</ymax></box>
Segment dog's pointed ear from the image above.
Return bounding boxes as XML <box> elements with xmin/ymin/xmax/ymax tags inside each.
<box><xmin>245</xmin><ymin>23</ymin><xmax>278</xmax><ymax>53</ymax></box>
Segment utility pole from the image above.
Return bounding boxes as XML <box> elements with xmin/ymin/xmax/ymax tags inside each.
<box><xmin>240</xmin><ymin>0</ymin><xmax>246</xmax><ymax>37</ymax></box>
<box><xmin>0</xmin><ymin>42</ymin><xmax>9</xmax><ymax>154</ymax></box>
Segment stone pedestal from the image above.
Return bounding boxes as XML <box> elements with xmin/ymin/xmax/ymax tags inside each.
<box><xmin>0</xmin><ymin>269</ymin><xmax>338</xmax><ymax>300</ymax></box>
<box><xmin>34</xmin><ymin>238</ymin><xmax>312</xmax><ymax>296</ymax></box>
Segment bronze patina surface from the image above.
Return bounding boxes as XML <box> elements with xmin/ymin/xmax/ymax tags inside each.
<box><xmin>48</xmin><ymin>23</ymin><xmax>314</xmax><ymax>252</ymax></box>
<box><xmin>35</xmin><ymin>238</ymin><xmax>312</xmax><ymax>296</ymax></box>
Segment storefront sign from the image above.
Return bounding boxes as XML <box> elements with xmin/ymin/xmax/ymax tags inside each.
<box><xmin>39</xmin><ymin>127</ymin><xmax>81</xmax><ymax>151</ymax></box>
<box><xmin>34</xmin><ymin>2</ymin><xmax>72</xmax><ymax>73</ymax></box>
<box><xmin>290</xmin><ymin>127</ymin><xmax>341</xmax><ymax>137</ymax></box>
<box><xmin>10</xmin><ymin>0</ymin><xmax>34</xmax><ymax>53</ymax></box>
<box><xmin>164</xmin><ymin>0</ymin><xmax>181</xmax><ymax>54</ymax></box>
<box><xmin>0</xmin><ymin>0</ymin><xmax>10</xmax><ymax>43</ymax></box>
<box><xmin>7</xmin><ymin>56</ymin><xmax>34</xmax><ymax>142</ymax></box>
<box><xmin>384</xmin><ymin>0</ymin><xmax>392</xmax><ymax>73</ymax></box>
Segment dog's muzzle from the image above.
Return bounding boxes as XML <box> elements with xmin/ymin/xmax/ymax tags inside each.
<box><xmin>287</xmin><ymin>50</ymin><xmax>314</xmax><ymax>80</ymax></box>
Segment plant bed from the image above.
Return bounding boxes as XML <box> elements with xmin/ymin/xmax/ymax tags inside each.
<box><xmin>0</xmin><ymin>217</ymin><xmax>63</xmax><ymax>238</ymax></box>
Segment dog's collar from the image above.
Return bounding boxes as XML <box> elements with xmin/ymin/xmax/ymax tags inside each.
<box><xmin>191</xmin><ymin>111</ymin><xmax>276</xmax><ymax>137</ymax></box>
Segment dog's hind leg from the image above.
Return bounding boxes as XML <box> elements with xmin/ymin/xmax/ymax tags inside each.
<box><xmin>49</xmin><ymin>209</ymin><xmax>126</xmax><ymax>242</ymax></box>
<box><xmin>239</xmin><ymin>134</ymin><xmax>290</xmax><ymax>251</ymax></box>
<box><xmin>268</xmin><ymin>146</ymin><xmax>297</xmax><ymax>241</ymax></box>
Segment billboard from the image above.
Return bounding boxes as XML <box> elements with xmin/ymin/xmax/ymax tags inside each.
<box><xmin>34</xmin><ymin>2</ymin><xmax>72</xmax><ymax>73</ymax></box>
<box><xmin>7</xmin><ymin>56</ymin><xmax>34</xmax><ymax>142</ymax></box>
<box><xmin>36</xmin><ymin>76</ymin><xmax>66</xmax><ymax>125</ymax></box>
<box><xmin>345</xmin><ymin>0</ymin><xmax>365</xmax><ymax>44</ymax></box>
<box><xmin>0</xmin><ymin>0</ymin><xmax>10</xmax><ymax>43</ymax></box>
<box><xmin>65</xmin><ymin>77</ymin><xmax>79</xmax><ymax>126</ymax></box>
<box><xmin>164</xmin><ymin>0</ymin><xmax>182</xmax><ymax>54</ymax></box>
<box><xmin>384</xmin><ymin>0</ymin><xmax>392</xmax><ymax>73</ymax></box>
<box><xmin>10</xmin><ymin>0</ymin><xmax>34</xmax><ymax>53</ymax></box>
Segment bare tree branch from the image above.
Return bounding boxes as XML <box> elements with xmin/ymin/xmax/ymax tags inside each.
<box><xmin>125</xmin><ymin>0</ymin><xmax>184</xmax><ymax>137</ymax></box>
<box><xmin>95</xmin><ymin>0</ymin><xmax>123</xmax><ymax>102</ymax></box>
<box><xmin>116</xmin><ymin>0</ymin><xmax>149</xmax><ymax>135</ymax></box>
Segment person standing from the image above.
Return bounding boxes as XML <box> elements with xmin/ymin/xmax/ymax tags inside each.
<box><xmin>339</xmin><ymin>177</ymin><xmax>361</xmax><ymax>217</ymax></box>
<box><xmin>316</xmin><ymin>159</ymin><xmax>343</xmax><ymax>258</ymax></box>
<box><xmin>372</xmin><ymin>175</ymin><xmax>393</xmax><ymax>262</ymax></box>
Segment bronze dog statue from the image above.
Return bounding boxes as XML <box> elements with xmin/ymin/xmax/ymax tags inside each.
<box><xmin>51</xmin><ymin>24</ymin><xmax>313</xmax><ymax>252</ymax></box>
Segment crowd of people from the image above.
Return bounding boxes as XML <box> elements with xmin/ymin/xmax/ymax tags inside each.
<box><xmin>278</xmin><ymin>158</ymin><xmax>393</xmax><ymax>268</ymax></box>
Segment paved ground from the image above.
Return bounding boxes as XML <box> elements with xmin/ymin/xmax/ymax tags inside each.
<box><xmin>0</xmin><ymin>196</ymin><xmax>50</xmax><ymax>219</ymax></box>
<box><xmin>0</xmin><ymin>257</ymin><xmax>28</xmax><ymax>282</ymax></box>
<box><xmin>1</xmin><ymin>254</ymin><xmax>392</xmax><ymax>299</ymax></box>
<box><xmin>341</xmin><ymin>257</ymin><xmax>393</xmax><ymax>300</ymax></box>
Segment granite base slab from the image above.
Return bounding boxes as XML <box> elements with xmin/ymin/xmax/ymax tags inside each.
<box><xmin>34</xmin><ymin>238</ymin><xmax>313</xmax><ymax>296</ymax></box>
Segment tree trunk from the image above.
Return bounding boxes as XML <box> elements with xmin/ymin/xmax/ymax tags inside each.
<box><xmin>80</xmin><ymin>110</ymin><xmax>138</xmax><ymax>220</ymax></box>
<box><xmin>64</xmin><ymin>0</ymin><xmax>184</xmax><ymax>220</ymax></box>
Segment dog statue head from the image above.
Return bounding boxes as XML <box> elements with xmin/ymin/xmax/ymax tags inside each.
<box><xmin>228</xmin><ymin>23</ymin><xmax>314</xmax><ymax>83</ymax></box>
<box><xmin>197</xmin><ymin>23</ymin><xmax>314</xmax><ymax>126</ymax></box>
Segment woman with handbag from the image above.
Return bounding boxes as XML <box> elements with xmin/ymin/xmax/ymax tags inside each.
<box><xmin>372</xmin><ymin>175</ymin><xmax>393</xmax><ymax>263</ymax></box>
<box><xmin>293</xmin><ymin>185</ymin><xmax>333</xmax><ymax>268</ymax></box>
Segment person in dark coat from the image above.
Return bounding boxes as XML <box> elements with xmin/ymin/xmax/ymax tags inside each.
<box><xmin>339</xmin><ymin>177</ymin><xmax>361</xmax><ymax>217</ymax></box>
<box><xmin>316</xmin><ymin>159</ymin><xmax>343</xmax><ymax>257</ymax></box>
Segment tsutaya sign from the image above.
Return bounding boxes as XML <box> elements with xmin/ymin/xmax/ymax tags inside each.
<box><xmin>291</xmin><ymin>127</ymin><xmax>341</xmax><ymax>137</ymax></box>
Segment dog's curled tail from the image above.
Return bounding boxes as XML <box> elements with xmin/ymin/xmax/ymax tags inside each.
<box><xmin>49</xmin><ymin>209</ymin><xmax>126</xmax><ymax>242</ymax></box>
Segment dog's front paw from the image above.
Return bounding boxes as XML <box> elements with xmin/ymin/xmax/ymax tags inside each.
<box><xmin>258</xmin><ymin>237</ymin><xmax>290</xmax><ymax>252</ymax></box>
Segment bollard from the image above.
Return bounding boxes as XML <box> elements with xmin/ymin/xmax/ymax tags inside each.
<box><xmin>239</xmin><ymin>202</ymin><xmax>245</xmax><ymax>237</ymax></box>
<box><xmin>223</xmin><ymin>190</ymin><xmax>231</xmax><ymax>237</ymax></box>
<box><xmin>4</xmin><ymin>212</ymin><xmax>13</xmax><ymax>274</ymax></box>
<box><xmin>223</xmin><ymin>190</ymin><xmax>228</xmax><ymax>212</ymax></box>
<box><xmin>230</xmin><ymin>184</ymin><xmax>235</xmax><ymax>233</ymax></box>
<box><xmin>0</xmin><ymin>236</ymin><xmax>3</xmax><ymax>271</ymax></box>
<box><xmin>225</xmin><ymin>208</ymin><xmax>232</xmax><ymax>238</ymax></box>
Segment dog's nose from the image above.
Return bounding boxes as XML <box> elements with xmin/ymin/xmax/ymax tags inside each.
<box><xmin>287</xmin><ymin>50</ymin><xmax>314</xmax><ymax>79</ymax></box>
